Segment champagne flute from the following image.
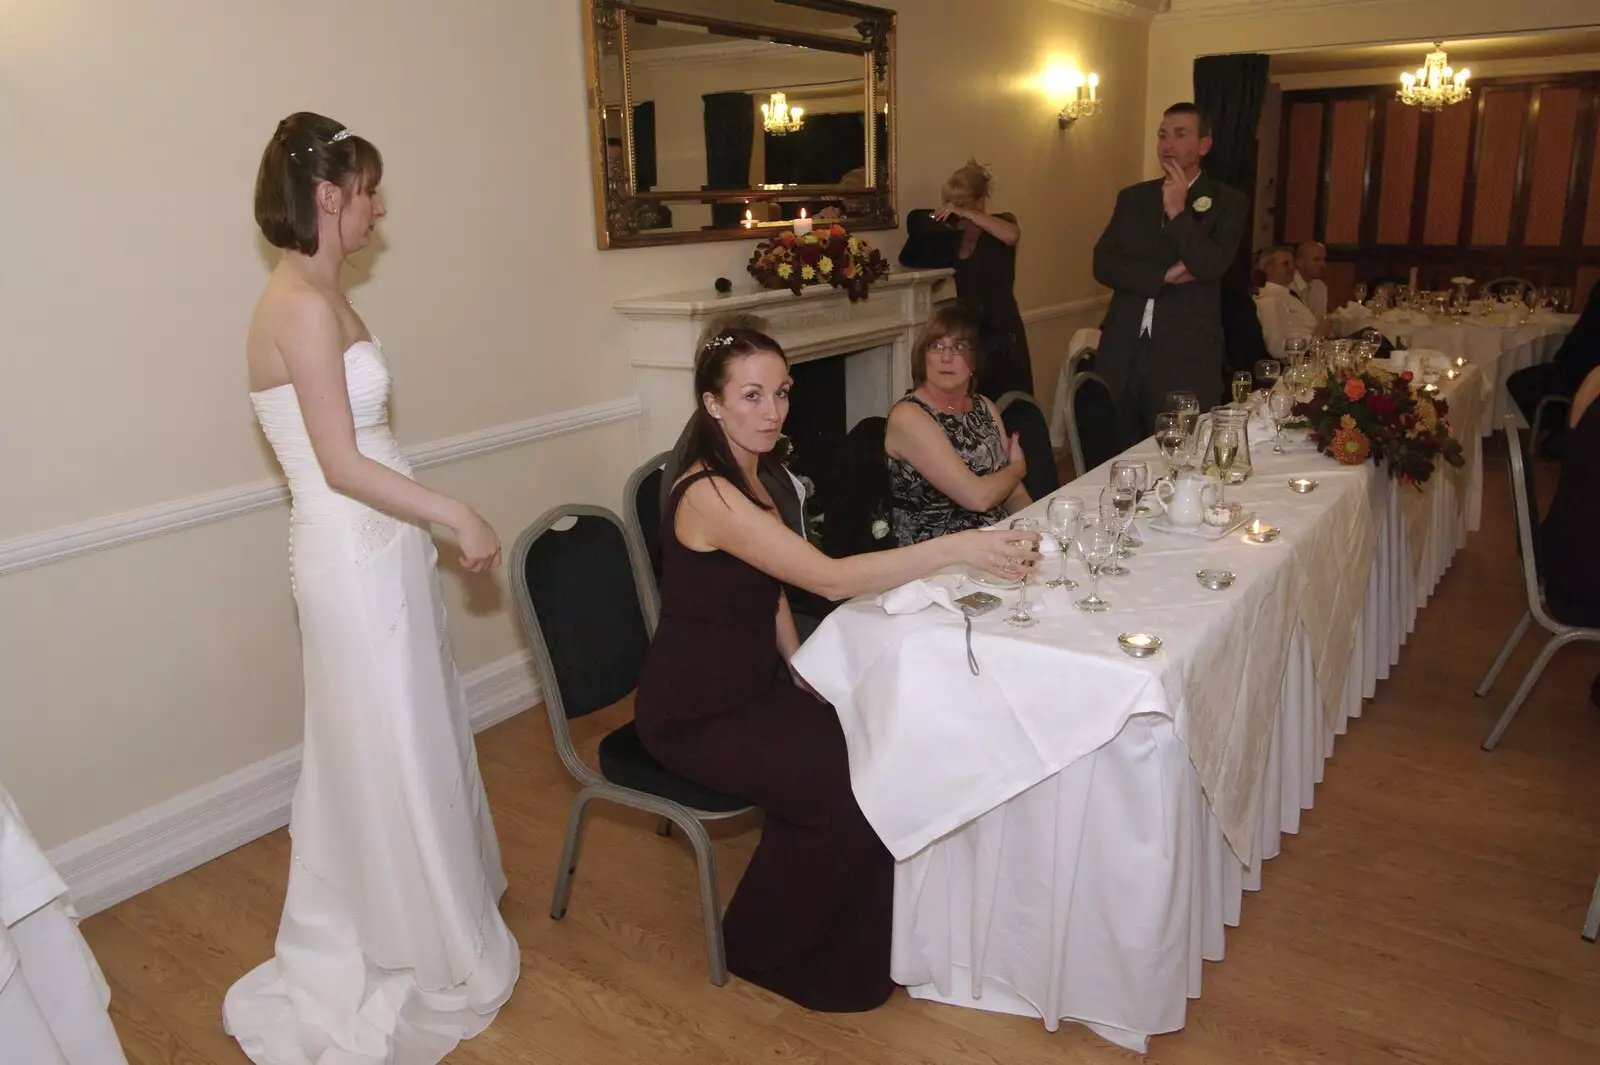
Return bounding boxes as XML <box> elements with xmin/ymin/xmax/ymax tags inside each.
<box><xmin>1100</xmin><ymin>485</ymin><xmax>1135</xmax><ymax>574</ymax></box>
<box><xmin>1231</xmin><ymin>371</ymin><xmax>1254</xmax><ymax>406</ymax></box>
<box><xmin>1074</xmin><ymin>509</ymin><xmax>1116</xmax><ymax>612</ymax></box>
<box><xmin>1045</xmin><ymin>496</ymin><xmax>1082</xmax><ymax>589</ymax></box>
<box><xmin>1210</xmin><ymin>426</ymin><xmax>1239</xmax><ymax>504</ymax></box>
<box><xmin>1005</xmin><ymin>517</ymin><xmax>1040</xmax><ymax>627</ymax></box>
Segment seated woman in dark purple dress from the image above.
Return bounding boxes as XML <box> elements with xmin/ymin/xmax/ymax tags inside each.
<box><xmin>1540</xmin><ymin>364</ymin><xmax>1600</xmax><ymax>704</ymax></box>
<box><xmin>634</xmin><ymin>325</ymin><xmax>1040</xmax><ymax>1012</ymax></box>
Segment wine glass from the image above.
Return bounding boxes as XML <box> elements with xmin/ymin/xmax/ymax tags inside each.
<box><xmin>1109</xmin><ymin>460</ymin><xmax>1147</xmax><ymax>547</ymax></box>
<box><xmin>1045</xmin><ymin>496</ymin><xmax>1082</xmax><ymax>589</ymax></box>
<box><xmin>1231</xmin><ymin>371</ymin><xmax>1254</xmax><ymax>406</ymax></box>
<box><xmin>1210</xmin><ymin>426</ymin><xmax>1239</xmax><ymax>504</ymax></box>
<box><xmin>1254</xmin><ymin>358</ymin><xmax>1282</xmax><ymax>392</ymax></box>
<box><xmin>1154</xmin><ymin>412</ymin><xmax>1186</xmax><ymax>479</ymax></box>
<box><xmin>1005</xmin><ymin>517</ymin><xmax>1041</xmax><ymax>627</ymax></box>
<box><xmin>1073</xmin><ymin>509</ymin><xmax>1116</xmax><ymax>612</ymax></box>
<box><xmin>1099</xmin><ymin>485</ymin><xmax>1135</xmax><ymax>574</ymax></box>
<box><xmin>1267</xmin><ymin>385</ymin><xmax>1296</xmax><ymax>454</ymax></box>
<box><xmin>1352</xmin><ymin>282</ymin><xmax>1368</xmax><ymax>305</ymax></box>
<box><xmin>1165</xmin><ymin>390</ymin><xmax>1200</xmax><ymax>466</ymax></box>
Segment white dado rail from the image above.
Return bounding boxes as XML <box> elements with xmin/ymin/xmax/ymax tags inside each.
<box><xmin>615</xmin><ymin>268</ymin><xmax>955</xmax><ymax>458</ymax></box>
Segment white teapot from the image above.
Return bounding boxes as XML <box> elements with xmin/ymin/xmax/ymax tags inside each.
<box><xmin>1155</xmin><ymin>469</ymin><xmax>1221</xmax><ymax>528</ymax></box>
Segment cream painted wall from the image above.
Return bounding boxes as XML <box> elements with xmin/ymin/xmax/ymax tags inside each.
<box><xmin>1145</xmin><ymin>0</ymin><xmax>1600</xmax><ymax>177</ymax></box>
<box><xmin>0</xmin><ymin>0</ymin><xmax>1145</xmax><ymax>853</ymax></box>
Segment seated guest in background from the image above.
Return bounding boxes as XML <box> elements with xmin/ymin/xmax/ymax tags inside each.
<box><xmin>935</xmin><ymin>160</ymin><xmax>1033</xmax><ymax>399</ymax></box>
<box><xmin>885</xmin><ymin>303</ymin><xmax>1030</xmax><ymax>546</ymax></box>
<box><xmin>1539</xmin><ymin>362</ymin><xmax>1600</xmax><ymax>704</ymax></box>
<box><xmin>637</xmin><ymin>325</ymin><xmax>1038</xmax><ymax>1012</ymax></box>
<box><xmin>1256</xmin><ymin>245</ymin><xmax>1329</xmax><ymax>359</ymax></box>
<box><xmin>1292</xmin><ymin>240</ymin><xmax>1329</xmax><ymax>319</ymax></box>
<box><xmin>1507</xmin><ymin>280</ymin><xmax>1600</xmax><ymax>457</ymax></box>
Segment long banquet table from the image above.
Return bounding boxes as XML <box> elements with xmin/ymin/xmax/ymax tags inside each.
<box><xmin>792</xmin><ymin>364</ymin><xmax>1489</xmax><ymax>1052</ymax></box>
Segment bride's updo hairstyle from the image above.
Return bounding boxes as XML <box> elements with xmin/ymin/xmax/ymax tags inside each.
<box><xmin>683</xmin><ymin>316</ymin><xmax>789</xmax><ymax>512</ymax></box>
<box><xmin>255</xmin><ymin>112</ymin><xmax>383</xmax><ymax>256</ymax></box>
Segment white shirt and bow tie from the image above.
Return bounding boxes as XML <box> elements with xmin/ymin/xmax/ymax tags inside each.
<box><xmin>1256</xmin><ymin>280</ymin><xmax>1320</xmax><ymax>360</ymax></box>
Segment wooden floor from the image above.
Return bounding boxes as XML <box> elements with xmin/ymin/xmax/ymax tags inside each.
<box><xmin>86</xmin><ymin>441</ymin><xmax>1600</xmax><ymax>1064</ymax></box>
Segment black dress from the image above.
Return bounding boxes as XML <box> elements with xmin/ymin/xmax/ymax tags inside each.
<box><xmin>1542</xmin><ymin>398</ymin><xmax>1600</xmax><ymax>627</ymax></box>
<box><xmin>953</xmin><ymin>212</ymin><xmax>1033</xmax><ymax>400</ymax></box>
<box><xmin>634</xmin><ymin>472</ymin><xmax>896</xmax><ymax>1012</ymax></box>
<box><xmin>887</xmin><ymin>394</ymin><xmax>1010</xmax><ymax>545</ymax></box>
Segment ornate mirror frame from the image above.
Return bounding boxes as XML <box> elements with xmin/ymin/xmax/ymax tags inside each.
<box><xmin>582</xmin><ymin>0</ymin><xmax>898</xmax><ymax>249</ymax></box>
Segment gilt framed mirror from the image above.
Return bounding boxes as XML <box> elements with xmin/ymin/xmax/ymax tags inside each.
<box><xmin>583</xmin><ymin>0</ymin><xmax>897</xmax><ymax>249</ymax></box>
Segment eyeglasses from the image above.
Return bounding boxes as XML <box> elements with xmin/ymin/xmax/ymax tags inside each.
<box><xmin>928</xmin><ymin>339</ymin><xmax>974</xmax><ymax>356</ymax></box>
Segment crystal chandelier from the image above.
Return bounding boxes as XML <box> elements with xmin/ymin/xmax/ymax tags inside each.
<box><xmin>1398</xmin><ymin>43</ymin><xmax>1470</xmax><ymax>111</ymax></box>
<box><xmin>761</xmin><ymin>92</ymin><xmax>804</xmax><ymax>135</ymax></box>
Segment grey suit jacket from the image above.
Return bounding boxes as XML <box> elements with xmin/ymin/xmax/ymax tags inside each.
<box><xmin>1092</xmin><ymin>170</ymin><xmax>1249</xmax><ymax>416</ymax></box>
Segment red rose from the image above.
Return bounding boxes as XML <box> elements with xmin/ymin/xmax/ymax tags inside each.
<box><xmin>1366</xmin><ymin>392</ymin><xmax>1397</xmax><ymax>417</ymax></box>
<box><xmin>1400</xmin><ymin>370</ymin><xmax>1413</xmax><ymax>383</ymax></box>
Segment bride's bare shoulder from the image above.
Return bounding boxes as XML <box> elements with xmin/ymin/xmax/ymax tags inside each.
<box><xmin>246</xmin><ymin>276</ymin><xmax>344</xmax><ymax>389</ymax></box>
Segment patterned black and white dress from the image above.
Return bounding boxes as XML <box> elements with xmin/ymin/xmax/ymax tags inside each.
<box><xmin>888</xmin><ymin>393</ymin><xmax>1011</xmax><ymax>546</ymax></box>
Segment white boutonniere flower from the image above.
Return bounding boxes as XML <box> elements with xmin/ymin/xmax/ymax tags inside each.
<box><xmin>1192</xmin><ymin>196</ymin><xmax>1213</xmax><ymax>213</ymax></box>
<box><xmin>871</xmin><ymin>519</ymin><xmax>889</xmax><ymax>540</ymax></box>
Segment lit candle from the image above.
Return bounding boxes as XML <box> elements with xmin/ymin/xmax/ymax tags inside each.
<box><xmin>793</xmin><ymin>207</ymin><xmax>813</xmax><ymax>238</ymax></box>
<box><xmin>1088</xmin><ymin>72</ymin><xmax>1099</xmax><ymax>103</ymax></box>
<box><xmin>1454</xmin><ymin>356</ymin><xmax>1465</xmax><ymax>368</ymax></box>
<box><xmin>742</xmin><ymin>209</ymin><xmax>754</xmax><ymax>229</ymax></box>
<box><xmin>1245</xmin><ymin>519</ymin><xmax>1279</xmax><ymax>543</ymax></box>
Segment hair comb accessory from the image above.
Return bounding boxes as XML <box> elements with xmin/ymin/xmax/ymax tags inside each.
<box><xmin>707</xmin><ymin>333</ymin><xmax>736</xmax><ymax>349</ymax></box>
<box><xmin>331</xmin><ymin>128</ymin><xmax>353</xmax><ymax>142</ymax></box>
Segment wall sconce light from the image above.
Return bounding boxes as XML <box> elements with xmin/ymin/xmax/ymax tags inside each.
<box><xmin>1059</xmin><ymin>72</ymin><xmax>1101</xmax><ymax>129</ymax></box>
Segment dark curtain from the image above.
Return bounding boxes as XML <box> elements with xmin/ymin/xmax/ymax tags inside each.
<box><xmin>765</xmin><ymin>112</ymin><xmax>865</xmax><ymax>186</ymax></box>
<box><xmin>1194</xmin><ymin>53</ymin><xmax>1269</xmax><ymax>271</ymax></box>
<box><xmin>631</xmin><ymin>100</ymin><xmax>657</xmax><ymax>191</ymax></box>
<box><xmin>703</xmin><ymin>91</ymin><xmax>754</xmax><ymax>226</ymax></box>
<box><xmin>1193</xmin><ymin>53</ymin><xmax>1269</xmax><ymax>191</ymax></box>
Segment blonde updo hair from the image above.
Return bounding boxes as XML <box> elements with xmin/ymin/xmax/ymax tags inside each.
<box><xmin>941</xmin><ymin>159</ymin><xmax>992</xmax><ymax>207</ymax></box>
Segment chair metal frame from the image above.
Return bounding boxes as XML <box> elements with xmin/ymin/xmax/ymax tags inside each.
<box><xmin>622</xmin><ymin>450</ymin><xmax>672</xmax><ymax>632</ymax></box>
<box><xmin>1529</xmin><ymin>395</ymin><xmax>1571</xmax><ymax>453</ymax></box>
<box><xmin>510</xmin><ymin>503</ymin><xmax>753</xmax><ymax>985</ymax></box>
<box><xmin>1475</xmin><ymin>418</ymin><xmax>1600</xmax><ymax>752</ymax></box>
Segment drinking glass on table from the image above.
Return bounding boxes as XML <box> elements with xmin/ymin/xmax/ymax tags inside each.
<box><xmin>1231</xmin><ymin>371</ymin><xmax>1254</xmax><ymax>406</ymax></box>
<box><xmin>1154</xmin><ymin>412</ymin><xmax>1187</xmax><ymax>480</ymax></box>
<box><xmin>1254</xmin><ymin>358</ymin><xmax>1282</xmax><ymax>392</ymax></box>
<box><xmin>1045</xmin><ymin>495</ymin><xmax>1082</xmax><ymax>589</ymax></box>
<box><xmin>1352</xmin><ymin>282</ymin><xmax>1368</xmax><ymax>305</ymax></box>
<box><xmin>1099</xmin><ymin>485</ymin><xmax>1135</xmax><ymax>573</ymax></box>
<box><xmin>1005</xmin><ymin>517</ymin><xmax>1041</xmax><ymax>627</ymax></box>
<box><xmin>1110</xmin><ymin>459</ymin><xmax>1149</xmax><ymax>547</ymax></box>
<box><xmin>1165</xmin><ymin>390</ymin><xmax>1200</xmax><ymax>466</ymax></box>
<box><xmin>1073</xmin><ymin>509</ymin><xmax>1117</xmax><ymax>612</ymax></box>
<box><xmin>1210</xmin><ymin>425</ymin><xmax>1240</xmax><ymax>504</ymax></box>
<box><xmin>1267</xmin><ymin>384</ymin><xmax>1296</xmax><ymax>454</ymax></box>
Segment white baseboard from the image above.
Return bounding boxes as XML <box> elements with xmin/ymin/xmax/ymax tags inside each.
<box><xmin>48</xmin><ymin>649</ymin><xmax>541</xmax><ymax>918</ymax></box>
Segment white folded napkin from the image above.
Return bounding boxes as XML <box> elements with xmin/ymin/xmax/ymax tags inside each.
<box><xmin>877</xmin><ymin>572</ymin><xmax>965</xmax><ymax>615</ymax></box>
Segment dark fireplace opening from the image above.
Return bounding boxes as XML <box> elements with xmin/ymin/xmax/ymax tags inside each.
<box><xmin>783</xmin><ymin>355</ymin><xmax>848</xmax><ymax>498</ymax></box>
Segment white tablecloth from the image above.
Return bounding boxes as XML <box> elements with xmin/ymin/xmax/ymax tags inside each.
<box><xmin>0</xmin><ymin>785</ymin><xmax>128</xmax><ymax>1065</ymax></box>
<box><xmin>793</xmin><ymin>370</ymin><xmax>1483</xmax><ymax>1051</ymax></box>
<box><xmin>1332</xmin><ymin>306</ymin><xmax>1574</xmax><ymax>432</ymax></box>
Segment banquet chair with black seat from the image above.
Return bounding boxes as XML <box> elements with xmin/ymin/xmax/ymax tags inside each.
<box><xmin>996</xmin><ymin>391</ymin><xmax>1061</xmax><ymax>501</ymax></box>
<box><xmin>1063</xmin><ymin>369</ymin><xmax>1120</xmax><ymax>479</ymax></box>
<box><xmin>1476</xmin><ymin>417</ymin><xmax>1600</xmax><ymax>753</ymax></box>
<box><xmin>510</xmin><ymin>504</ymin><xmax>753</xmax><ymax>985</ymax></box>
<box><xmin>623</xmin><ymin>450</ymin><xmax>671</xmax><ymax>627</ymax></box>
<box><xmin>819</xmin><ymin>415</ymin><xmax>895</xmax><ymax>559</ymax></box>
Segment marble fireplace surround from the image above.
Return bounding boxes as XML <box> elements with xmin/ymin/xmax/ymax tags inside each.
<box><xmin>615</xmin><ymin>269</ymin><xmax>956</xmax><ymax>460</ymax></box>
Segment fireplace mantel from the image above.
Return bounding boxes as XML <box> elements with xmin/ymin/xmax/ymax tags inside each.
<box><xmin>615</xmin><ymin>269</ymin><xmax>955</xmax><ymax>458</ymax></box>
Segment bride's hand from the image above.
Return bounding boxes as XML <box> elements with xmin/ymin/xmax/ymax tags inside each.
<box><xmin>958</xmin><ymin>528</ymin><xmax>1041</xmax><ymax>582</ymax></box>
<box><xmin>455</xmin><ymin>509</ymin><xmax>501</xmax><ymax>572</ymax></box>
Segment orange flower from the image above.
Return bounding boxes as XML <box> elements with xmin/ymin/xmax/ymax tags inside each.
<box><xmin>1344</xmin><ymin>377</ymin><xmax>1366</xmax><ymax>401</ymax></box>
<box><xmin>829</xmin><ymin>224</ymin><xmax>847</xmax><ymax>239</ymax></box>
<box><xmin>1330</xmin><ymin>425</ymin><xmax>1371</xmax><ymax>465</ymax></box>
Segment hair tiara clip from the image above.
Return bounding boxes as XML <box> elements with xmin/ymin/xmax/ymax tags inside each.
<box><xmin>331</xmin><ymin>128</ymin><xmax>353</xmax><ymax>142</ymax></box>
<box><xmin>707</xmin><ymin>333</ymin><xmax>736</xmax><ymax>349</ymax></box>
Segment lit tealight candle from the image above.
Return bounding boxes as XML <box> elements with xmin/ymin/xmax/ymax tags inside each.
<box><xmin>1445</xmin><ymin>368</ymin><xmax>1458</xmax><ymax>380</ymax></box>
<box><xmin>793</xmin><ymin>207</ymin><xmax>813</xmax><ymax>237</ymax></box>
<box><xmin>742</xmin><ymin>209</ymin><xmax>754</xmax><ymax>229</ymax></box>
<box><xmin>1454</xmin><ymin>356</ymin><xmax>1466</xmax><ymax>368</ymax></box>
<box><xmin>1245</xmin><ymin>519</ymin><xmax>1280</xmax><ymax>543</ymax></box>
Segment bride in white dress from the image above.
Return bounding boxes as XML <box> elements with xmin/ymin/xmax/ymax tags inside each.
<box><xmin>226</xmin><ymin>112</ymin><xmax>520</xmax><ymax>1064</ymax></box>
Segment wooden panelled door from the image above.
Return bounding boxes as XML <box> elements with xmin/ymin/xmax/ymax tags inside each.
<box><xmin>1275</xmin><ymin>74</ymin><xmax>1600</xmax><ymax>310</ymax></box>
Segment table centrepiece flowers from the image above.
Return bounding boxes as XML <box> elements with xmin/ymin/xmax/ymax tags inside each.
<box><xmin>1291</xmin><ymin>366</ymin><xmax>1465</xmax><ymax>487</ymax></box>
<box><xmin>747</xmin><ymin>224</ymin><xmax>890</xmax><ymax>302</ymax></box>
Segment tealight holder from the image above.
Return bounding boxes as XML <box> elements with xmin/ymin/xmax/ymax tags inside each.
<box><xmin>1196</xmin><ymin>569</ymin><xmax>1235</xmax><ymax>590</ymax></box>
<box><xmin>1244</xmin><ymin>519</ymin><xmax>1280</xmax><ymax>543</ymax></box>
<box><xmin>1288</xmin><ymin>478</ymin><xmax>1319</xmax><ymax>494</ymax></box>
<box><xmin>1117</xmin><ymin>632</ymin><xmax>1162</xmax><ymax>658</ymax></box>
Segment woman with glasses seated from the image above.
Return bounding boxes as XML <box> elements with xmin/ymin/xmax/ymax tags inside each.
<box><xmin>885</xmin><ymin>303</ymin><xmax>1030</xmax><ymax>546</ymax></box>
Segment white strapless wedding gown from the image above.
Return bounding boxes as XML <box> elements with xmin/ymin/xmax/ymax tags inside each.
<box><xmin>228</xmin><ymin>339</ymin><xmax>520</xmax><ymax>1065</ymax></box>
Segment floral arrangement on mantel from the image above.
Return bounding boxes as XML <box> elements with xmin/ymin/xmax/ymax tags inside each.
<box><xmin>747</xmin><ymin>224</ymin><xmax>890</xmax><ymax>302</ymax></box>
<box><xmin>1292</xmin><ymin>367</ymin><xmax>1465</xmax><ymax>487</ymax></box>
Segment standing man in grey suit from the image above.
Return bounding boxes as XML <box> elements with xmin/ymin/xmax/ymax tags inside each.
<box><xmin>1092</xmin><ymin>102</ymin><xmax>1249</xmax><ymax>449</ymax></box>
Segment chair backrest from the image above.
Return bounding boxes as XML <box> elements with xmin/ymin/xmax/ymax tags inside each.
<box><xmin>511</xmin><ymin>506</ymin><xmax>655</xmax><ymax>784</ymax></box>
<box><xmin>996</xmin><ymin>391</ymin><xmax>1061</xmax><ymax>501</ymax></box>
<box><xmin>1500</xmin><ymin>418</ymin><xmax>1550</xmax><ymax>625</ymax></box>
<box><xmin>820</xmin><ymin>415</ymin><xmax>894</xmax><ymax>557</ymax></box>
<box><xmin>623</xmin><ymin>450</ymin><xmax>671</xmax><ymax>625</ymax></box>
<box><xmin>1068</xmin><ymin>371</ymin><xmax>1120</xmax><ymax>478</ymax></box>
